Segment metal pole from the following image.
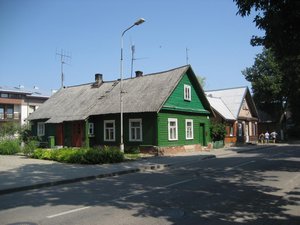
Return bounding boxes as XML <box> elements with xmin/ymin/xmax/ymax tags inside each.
<box><xmin>120</xmin><ymin>18</ymin><xmax>145</xmax><ymax>153</ymax></box>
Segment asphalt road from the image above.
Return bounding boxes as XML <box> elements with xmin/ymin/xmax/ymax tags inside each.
<box><xmin>0</xmin><ymin>145</ymin><xmax>300</xmax><ymax>225</ymax></box>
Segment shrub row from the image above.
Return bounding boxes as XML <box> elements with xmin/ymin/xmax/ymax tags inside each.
<box><xmin>31</xmin><ymin>147</ymin><xmax>124</xmax><ymax>164</ymax></box>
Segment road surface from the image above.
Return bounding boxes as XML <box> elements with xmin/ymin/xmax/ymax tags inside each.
<box><xmin>0</xmin><ymin>145</ymin><xmax>299</xmax><ymax>224</ymax></box>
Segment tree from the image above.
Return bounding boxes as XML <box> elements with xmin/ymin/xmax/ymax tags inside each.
<box><xmin>234</xmin><ymin>0</ymin><xmax>300</xmax><ymax>134</ymax></box>
<box><xmin>197</xmin><ymin>75</ymin><xmax>206</xmax><ymax>88</ymax></box>
<box><xmin>0</xmin><ymin>122</ymin><xmax>20</xmax><ymax>138</ymax></box>
<box><xmin>242</xmin><ymin>48</ymin><xmax>286</xmax><ymax>117</ymax></box>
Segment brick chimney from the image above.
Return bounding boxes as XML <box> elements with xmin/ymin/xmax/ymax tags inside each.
<box><xmin>94</xmin><ymin>73</ymin><xmax>103</xmax><ymax>87</ymax></box>
<box><xmin>135</xmin><ymin>71</ymin><xmax>143</xmax><ymax>78</ymax></box>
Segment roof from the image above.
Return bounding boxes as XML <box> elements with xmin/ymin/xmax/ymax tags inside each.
<box><xmin>205</xmin><ymin>86</ymin><xmax>258</xmax><ymax>120</ymax></box>
<box><xmin>206</xmin><ymin>96</ymin><xmax>235</xmax><ymax>120</ymax></box>
<box><xmin>0</xmin><ymin>85</ymin><xmax>51</xmax><ymax>98</ymax></box>
<box><xmin>28</xmin><ymin>65</ymin><xmax>211</xmax><ymax>123</ymax></box>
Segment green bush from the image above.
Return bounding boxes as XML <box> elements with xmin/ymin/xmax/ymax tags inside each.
<box><xmin>210</xmin><ymin>122</ymin><xmax>226</xmax><ymax>142</ymax></box>
<box><xmin>22</xmin><ymin>140</ymin><xmax>38</xmax><ymax>156</ymax></box>
<box><xmin>31</xmin><ymin>146</ymin><xmax>124</xmax><ymax>164</ymax></box>
<box><xmin>0</xmin><ymin>139</ymin><xmax>20</xmax><ymax>155</ymax></box>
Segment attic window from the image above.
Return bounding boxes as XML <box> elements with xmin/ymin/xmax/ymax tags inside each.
<box><xmin>184</xmin><ymin>84</ymin><xmax>191</xmax><ymax>101</ymax></box>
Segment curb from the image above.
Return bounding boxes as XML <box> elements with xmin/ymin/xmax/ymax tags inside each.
<box><xmin>0</xmin><ymin>163</ymin><xmax>171</xmax><ymax>196</ymax></box>
<box><xmin>0</xmin><ymin>154</ymin><xmax>217</xmax><ymax>196</ymax></box>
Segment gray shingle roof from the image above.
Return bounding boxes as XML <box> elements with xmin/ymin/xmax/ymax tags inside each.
<box><xmin>28</xmin><ymin>65</ymin><xmax>197</xmax><ymax>123</ymax></box>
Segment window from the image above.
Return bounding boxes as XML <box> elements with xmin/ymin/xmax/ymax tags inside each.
<box><xmin>129</xmin><ymin>119</ymin><xmax>142</xmax><ymax>141</ymax></box>
<box><xmin>6</xmin><ymin>105</ymin><xmax>13</xmax><ymax>119</ymax></box>
<box><xmin>28</xmin><ymin>105</ymin><xmax>36</xmax><ymax>115</ymax></box>
<box><xmin>104</xmin><ymin>120</ymin><xmax>115</xmax><ymax>141</ymax></box>
<box><xmin>37</xmin><ymin>122</ymin><xmax>45</xmax><ymax>136</ymax></box>
<box><xmin>88</xmin><ymin>123</ymin><xmax>94</xmax><ymax>136</ymax></box>
<box><xmin>0</xmin><ymin>93</ymin><xmax>8</xmax><ymax>98</ymax></box>
<box><xmin>185</xmin><ymin>119</ymin><xmax>194</xmax><ymax>139</ymax></box>
<box><xmin>168</xmin><ymin>118</ymin><xmax>178</xmax><ymax>141</ymax></box>
<box><xmin>184</xmin><ymin>84</ymin><xmax>191</xmax><ymax>101</ymax></box>
<box><xmin>0</xmin><ymin>106</ymin><xmax>4</xmax><ymax>119</ymax></box>
<box><xmin>252</xmin><ymin>122</ymin><xmax>257</xmax><ymax>136</ymax></box>
<box><xmin>230</xmin><ymin>125</ymin><xmax>234</xmax><ymax>137</ymax></box>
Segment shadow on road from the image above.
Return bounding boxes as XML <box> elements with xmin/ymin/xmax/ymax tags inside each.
<box><xmin>1</xmin><ymin>145</ymin><xmax>300</xmax><ymax>224</ymax></box>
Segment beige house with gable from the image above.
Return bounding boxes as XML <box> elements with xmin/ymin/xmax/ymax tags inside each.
<box><xmin>206</xmin><ymin>86</ymin><xmax>259</xmax><ymax>146</ymax></box>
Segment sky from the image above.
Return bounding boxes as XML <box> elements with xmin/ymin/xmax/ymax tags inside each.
<box><xmin>0</xmin><ymin>0</ymin><xmax>263</xmax><ymax>93</ymax></box>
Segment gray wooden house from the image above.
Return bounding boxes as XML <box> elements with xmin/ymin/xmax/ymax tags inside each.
<box><xmin>28</xmin><ymin>65</ymin><xmax>213</xmax><ymax>154</ymax></box>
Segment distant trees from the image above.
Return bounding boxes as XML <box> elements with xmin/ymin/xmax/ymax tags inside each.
<box><xmin>234</xmin><ymin>0</ymin><xmax>300</xmax><ymax>135</ymax></box>
<box><xmin>242</xmin><ymin>48</ymin><xmax>286</xmax><ymax>118</ymax></box>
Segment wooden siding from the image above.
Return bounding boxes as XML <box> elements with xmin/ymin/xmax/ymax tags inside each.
<box><xmin>162</xmin><ymin>73</ymin><xmax>207</xmax><ymax>113</ymax></box>
<box><xmin>31</xmin><ymin>120</ymin><xmax>55</xmax><ymax>143</ymax></box>
<box><xmin>89</xmin><ymin>112</ymin><xmax>157</xmax><ymax>147</ymax></box>
<box><xmin>157</xmin><ymin>110</ymin><xmax>210</xmax><ymax>147</ymax></box>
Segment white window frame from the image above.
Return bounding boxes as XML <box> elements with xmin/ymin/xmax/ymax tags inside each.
<box><xmin>88</xmin><ymin>122</ymin><xmax>94</xmax><ymax>136</ymax></box>
<box><xmin>129</xmin><ymin>118</ymin><xmax>142</xmax><ymax>142</ymax></box>
<box><xmin>37</xmin><ymin>122</ymin><xmax>45</xmax><ymax>136</ymax></box>
<box><xmin>184</xmin><ymin>84</ymin><xmax>191</xmax><ymax>101</ymax></box>
<box><xmin>185</xmin><ymin>119</ymin><xmax>194</xmax><ymax>140</ymax></box>
<box><xmin>104</xmin><ymin>120</ymin><xmax>115</xmax><ymax>141</ymax></box>
<box><xmin>168</xmin><ymin>118</ymin><xmax>178</xmax><ymax>141</ymax></box>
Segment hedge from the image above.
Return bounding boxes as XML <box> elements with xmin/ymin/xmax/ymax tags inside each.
<box><xmin>31</xmin><ymin>147</ymin><xmax>124</xmax><ymax>164</ymax></box>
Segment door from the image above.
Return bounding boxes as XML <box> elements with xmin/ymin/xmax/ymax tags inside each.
<box><xmin>56</xmin><ymin>123</ymin><xmax>64</xmax><ymax>146</ymax></box>
<box><xmin>199</xmin><ymin>123</ymin><xmax>206</xmax><ymax>146</ymax></box>
<box><xmin>237</xmin><ymin>122</ymin><xmax>244</xmax><ymax>142</ymax></box>
<box><xmin>72</xmin><ymin>121</ymin><xmax>83</xmax><ymax>147</ymax></box>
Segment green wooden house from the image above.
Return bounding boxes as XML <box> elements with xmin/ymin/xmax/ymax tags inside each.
<box><xmin>28</xmin><ymin>65</ymin><xmax>213</xmax><ymax>154</ymax></box>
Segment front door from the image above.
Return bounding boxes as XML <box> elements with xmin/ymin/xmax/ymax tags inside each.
<box><xmin>199</xmin><ymin>123</ymin><xmax>206</xmax><ymax>146</ymax></box>
<box><xmin>56</xmin><ymin>123</ymin><xmax>64</xmax><ymax>146</ymax></box>
<box><xmin>72</xmin><ymin>121</ymin><xmax>83</xmax><ymax>147</ymax></box>
<box><xmin>237</xmin><ymin>122</ymin><xmax>244</xmax><ymax>142</ymax></box>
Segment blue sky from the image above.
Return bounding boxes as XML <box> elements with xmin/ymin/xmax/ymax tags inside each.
<box><xmin>0</xmin><ymin>0</ymin><xmax>263</xmax><ymax>92</ymax></box>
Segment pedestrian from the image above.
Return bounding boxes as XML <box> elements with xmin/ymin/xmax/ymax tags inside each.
<box><xmin>271</xmin><ymin>131</ymin><xmax>277</xmax><ymax>143</ymax></box>
<box><xmin>264</xmin><ymin>131</ymin><xmax>270</xmax><ymax>143</ymax></box>
<box><xmin>259</xmin><ymin>133</ymin><xmax>265</xmax><ymax>144</ymax></box>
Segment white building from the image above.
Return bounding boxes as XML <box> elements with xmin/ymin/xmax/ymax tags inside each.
<box><xmin>0</xmin><ymin>85</ymin><xmax>51</xmax><ymax>127</ymax></box>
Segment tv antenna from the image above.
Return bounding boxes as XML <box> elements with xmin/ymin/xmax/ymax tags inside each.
<box><xmin>130</xmin><ymin>42</ymin><xmax>148</xmax><ymax>78</ymax></box>
<box><xmin>186</xmin><ymin>47</ymin><xmax>189</xmax><ymax>65</ymax></box>
<box><xmin>56</xmin><ymin>49</ymin><xmax>71</xmax><ymax>88</ymax></box>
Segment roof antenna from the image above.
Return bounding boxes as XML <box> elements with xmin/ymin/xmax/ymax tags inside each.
<box><xmin>186</xmin><ymin>47</ymin><xmax>189</xmax><ymax>65</ymax></box>
<box><xmin>130</xmin><ymin>42</ymin><xmax>148</xmax><ymax>78</ymax></box>
<box><xmin>56</xmin><ymin>49</ymin><xmax>71</xmax><ymax>88</ymax></box>
<box><xmin>131</xmin><ymin>42</ymin><xmax>135</xmax><ymax>78</ymax></box>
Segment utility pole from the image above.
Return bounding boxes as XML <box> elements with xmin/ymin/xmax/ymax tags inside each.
<box><xmin>56</xmin><ymin>49</ymin><xmax>71</xmax><ymax>88</ymax></box>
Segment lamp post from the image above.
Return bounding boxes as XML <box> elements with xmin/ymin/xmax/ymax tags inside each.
<box><xmin>120</xmin><ymin>18</ymin><xmax>145</xmax><ymax>152</ymax></box>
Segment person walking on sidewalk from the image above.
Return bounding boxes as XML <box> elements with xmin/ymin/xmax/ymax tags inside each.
<box><xmin>271</xmin><ymin>131</ymin><xmax>277</xmax><ymax>143</ymax></box>
<box><xmin>264</xmin><ymin>131</ymin><xmax>270</xmax><ymax>143</ymax></box>
<box><xmin>259</xmin><ymin>133</ymin><xmax>265</xmax><ymax>144</ymax></box>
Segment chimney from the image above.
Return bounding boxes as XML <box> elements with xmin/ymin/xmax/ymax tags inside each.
<box><xmin>94</xmin><ymin>73</ymin><xmax>103</xmax><ymax>87</ymax></box>
<box><xmin>135</xmin><ymin>70</ymin><xmax>143</xmax><ymax>78</ymax></box>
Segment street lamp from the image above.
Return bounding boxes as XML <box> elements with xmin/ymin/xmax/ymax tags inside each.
<box><xmin>120</xmin><ymin>18</ymin><xmax>145</xmax><ymax>152</ymax></box>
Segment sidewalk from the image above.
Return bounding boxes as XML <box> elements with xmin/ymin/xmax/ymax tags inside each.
<box><xmin>0</xmin><ymin>144</ymin><xmax>271</xmax><ymax>195</ymax></box>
